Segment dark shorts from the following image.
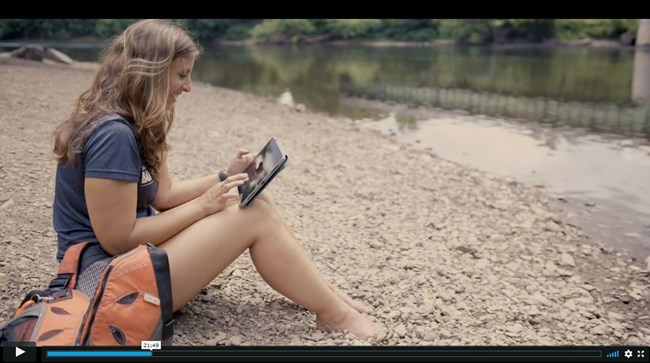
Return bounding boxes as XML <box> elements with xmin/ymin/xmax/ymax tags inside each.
<box><xmin>76</xmin><ymin>243</ymin><xmax>113</xmax><ymax>297</ymax></box>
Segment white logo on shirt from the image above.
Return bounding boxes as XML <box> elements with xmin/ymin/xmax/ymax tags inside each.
<box><xmin>141</xmin><ymin>166</ymin><xmax>154</xmax><ymax>185</ymax></box>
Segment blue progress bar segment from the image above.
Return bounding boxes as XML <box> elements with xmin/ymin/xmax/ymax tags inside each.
<box><xmin>47</xmin><ymin>351</ymin><xmax>153</xmax><ymax>357</ymax></box>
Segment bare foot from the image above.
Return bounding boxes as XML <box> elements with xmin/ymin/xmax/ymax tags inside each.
<box><xmin>316</xmin><ymin>307</ymin><xmax>380</xmax><ymax>339</ymax></box>
<box><xmin>325</xmin><ymin>281</ymin><xmax>372</xmax><ymax>314</ymax></box>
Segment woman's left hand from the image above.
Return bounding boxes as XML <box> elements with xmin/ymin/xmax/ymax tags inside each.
<box><xmin>226</xmin><ymin>148</ymin><xmax>254</xmax><ymax>177</ymax></box>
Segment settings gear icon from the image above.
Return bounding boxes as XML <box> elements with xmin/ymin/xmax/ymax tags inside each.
<box><xmin>624</xmin><ymin>349</ymin><xmax>633</xmax><ymax>358</ymax></box>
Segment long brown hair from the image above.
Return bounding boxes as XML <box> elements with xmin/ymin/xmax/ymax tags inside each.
<box><xmin>52</xmin><ymin>19</ymin><xmax>201</xmax><ymax>178</ymax></box>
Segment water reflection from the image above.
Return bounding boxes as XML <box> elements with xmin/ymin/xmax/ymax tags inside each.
<box><xmin>5</xmin><ymin>43</ymin><xmax>647</xmax><ymax>136</ymax></box>
<box><xmin>360</xmin><ymin>104</ymin><xmax>650</xmax><ymax>258</ymax></box>
<box><xmin>345</xmin><ymin>83</ymin><xmax>650</xmax><ymax>139</ymax></box>
<box><xmin>191</xmin><ymin>45</ymin><xmax>642</xmax><ymax>110</ymax></box>
<box><xmin>187</xmin><ymin>45</ymin><xmax>650</xmax><ymax>139</ymax></box>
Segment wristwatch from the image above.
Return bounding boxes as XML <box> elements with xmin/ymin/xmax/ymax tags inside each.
<box><xmin>218</xmin><ymin>169</ymin><xmax>228</xmax><ymax>182</ymax></box>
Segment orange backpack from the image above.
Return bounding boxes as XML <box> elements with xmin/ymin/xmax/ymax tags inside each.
<box><xmin>0</xmin><ymin>242</ymin><xmax>174</xmax><ymax>346</ymax></box>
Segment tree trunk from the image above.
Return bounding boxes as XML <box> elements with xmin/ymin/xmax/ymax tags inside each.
<box><xmin>637</xmin><ymin>19</ymin><xmax>650</xmax><ymax>46</ymax></box>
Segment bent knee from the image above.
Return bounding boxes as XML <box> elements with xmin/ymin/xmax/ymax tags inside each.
<box><xmin>256</xmin><ymin>191</ymin><xmax>274</xmax><ymax>204</ymax></box>
<box><xmin>187</xmin><ymin>200</ymin><xmax>283</xmax><ymax>243</ymax></box>
<box><xmin>221</xmin><ymin>198</ymin><xmax>281</xmax><ymax>224</ymax></box>
<box><xmin>243</xmin><ymin>198</ymin><xmax>285</xmax><ymax>226</ymax></box>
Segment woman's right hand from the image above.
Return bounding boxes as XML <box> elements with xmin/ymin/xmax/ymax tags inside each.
<box><xmin>198</xmin><ymin>173</ymin><xmax>249</xmax><ymax>216</ymax></box>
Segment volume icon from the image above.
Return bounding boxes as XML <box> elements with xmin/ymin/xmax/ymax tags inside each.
<box><xmin>606</xmin><ymin>351</ymin><xmax>619</xmax><ymax>358</ymax></box>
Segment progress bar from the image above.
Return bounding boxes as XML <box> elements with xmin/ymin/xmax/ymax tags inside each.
<box><xmin>34</xmin><ymin>346</ymin><xmax>649</xmax><ymax>363</ymax></box>
<box><xmin>47</xmin><ymin>350</ymin><xmax>153</xmax><ymax>357</ymax></box>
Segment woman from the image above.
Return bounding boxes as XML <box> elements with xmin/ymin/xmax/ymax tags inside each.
<box><xmin>51</xmin><ymin>19</ymin><xmax>378</xmax><ymax>339</ymax></box>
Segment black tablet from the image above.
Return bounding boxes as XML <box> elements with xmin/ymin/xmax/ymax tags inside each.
<box><xmin>238</xmin><ymin>137</ymin><xmax>289</xmax><ymax>207</ymax></box>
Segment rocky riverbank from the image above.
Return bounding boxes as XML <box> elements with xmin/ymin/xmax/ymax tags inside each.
<box><xmin>0</xmin><ymin>57</ymin><xmax>648</xmax><ymax>346</ymax></box>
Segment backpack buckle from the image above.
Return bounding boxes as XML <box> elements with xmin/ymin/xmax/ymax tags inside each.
<box><xmin>50</xmin><ymin>288</ymin><xmax>73</xmax><ymax>301</ymax></box>
<box><xmin>29</xmin><ymin>289</ymin><xmax>72</xmax><ymax>304</ymax></box>
<box><xmin>30</xmin><ymin>294</ymin><xmax>54</xmax><ymax>303</ymax></box>
<box><xmin>48</xmin><ymin>274</ymin><xmax>72</xmax><ymax>290</ymax></box>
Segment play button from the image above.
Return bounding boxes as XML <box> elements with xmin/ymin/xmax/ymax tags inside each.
<box><xmin>2</xmin><ymin>344</ymin><xmax>36</xmax><ymax>362</ymax></box>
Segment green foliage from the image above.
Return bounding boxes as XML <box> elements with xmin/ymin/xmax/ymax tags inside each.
<box><xmin>309</xmin><ymin>19</ymin><xmax>335</xmax><ymax>34</ymax></box>
<box><xmin>186</xmin><ymin>19</ymin><xmax>236</xmax><ymax>40</ymax></box>
<box><xmin>224</xmin><ymin>24</ymin><xmax>253</xmax><ymax>40</ymax></box>
<box><xmin>379</xmin><ymin>19</ymin><xmax>439</xmax><ymax>41</ymax></box>
<box><xmin>554</xmin><ymin>19</ymin><xmax>638</xmax><ymax>40</ymax></box>
<box><xmin>33</xmin><ymin>19</ymin><xmax>93</xmax><ymax>39</ymax></box>
<box><xmin>492</xmin><ymin>19</ymin><xmax>554</xmax><ymax>42</ymax></box>
<box><xmin>0</xmin><ymin>19</ymin><xmax>642</xmax><ymax>44</ymax></box>
<box><xmin>94</xmin><ymin>19</ymin><xmax>136</xmax><ymax>39</ymax></box>
<box><xmin>250</xmin><ymin>19</ymin><xmax>316</xmax><ymax>42</ymax></box>
<box><xmin>438</xmin><ymin>19</ymin><xmax>493</xmax><ymax>44</ymax></box>
<box><xmin>0</xmin><ymin>19</ymin><xmax>96</xmax><ymax>40</ymax></box>
<box><xmin>0</xmin><ymin>19</ymin><xmax>28</xmax><ymax>40</ymax></box>
<box><xmin>328</xmin><ymin>19</ymin><xmax>382</xmax><ymax>39</ymax></box>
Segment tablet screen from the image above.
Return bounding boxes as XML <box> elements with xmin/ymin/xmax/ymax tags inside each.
<box><xmin>239</xmin><ymin>138</ymin><xmax>286</xmax><ymax>205</ymax></box>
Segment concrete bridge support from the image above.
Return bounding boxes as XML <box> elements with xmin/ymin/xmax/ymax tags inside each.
<box><xmin>637</xmin><ymin>19</ymin><xmax>650</xmax><ymax>46</ymax></box>
<box><xmin>633</xmin><ymin>20</ymin><xmax>650</xmax><ymax>104</ymax></box>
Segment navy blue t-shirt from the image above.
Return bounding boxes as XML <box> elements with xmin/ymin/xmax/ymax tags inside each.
<box><xmin>53</xmin><ymin>115</ymin><xmax>158</xmax><ymax>261</ymax></box>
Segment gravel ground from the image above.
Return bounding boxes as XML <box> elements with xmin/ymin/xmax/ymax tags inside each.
<box><xmin>1</xmin><ymin>57</ymin><xmax>649</xmax><ymax>346</ymax></box>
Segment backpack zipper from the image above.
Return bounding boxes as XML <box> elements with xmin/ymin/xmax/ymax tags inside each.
<box><xmin>76</xmin><ymin>265</ymin><xmax>113</xmax><ymax>345</ymax></box>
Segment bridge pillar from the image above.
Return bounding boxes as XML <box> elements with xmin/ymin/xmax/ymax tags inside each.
<box><xmin>637</xmin><ymin>19</ymin><xmax>650</xmax><ymax>46</ymax></box>
<box><xmin>633</xmin><ymin>48</ymin><xmax>650</xmax><ymax>104</ymax></box>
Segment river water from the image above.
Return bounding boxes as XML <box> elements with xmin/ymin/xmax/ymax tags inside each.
<box><xmin>3</xmin><ymin>43</ymin><xmax>649</xmax><ymax>259</ymax></box>
<box><xmin>349</xmin><ymin>98</ymin><xmax>650</xmax><ymax>260</ymax></box>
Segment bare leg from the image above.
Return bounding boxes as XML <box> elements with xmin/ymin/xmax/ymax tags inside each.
<box><xmin>255</xmin><ymin>192</ymin><xmax>372</xmax><ymax>314</ymax></box>
<box><xmin>323</xmin><ymin>280</ymin><xmax>371</xmax><ymax>314</ymax></box>
<box><xmin>159</xmin><ymin>199</ymin><xmax>378</xmax><ymax>339</ymax></box>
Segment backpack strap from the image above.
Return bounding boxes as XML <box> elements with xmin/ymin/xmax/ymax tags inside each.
<box><xmin>50</xmin><ymin>242</ymin><xmax>93</xmax><ymax>290</ymax></box>
<box><xmin>148</xmin><ymin>244</ymin><xmax>174</xmax><ymax>343</ymax></box>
